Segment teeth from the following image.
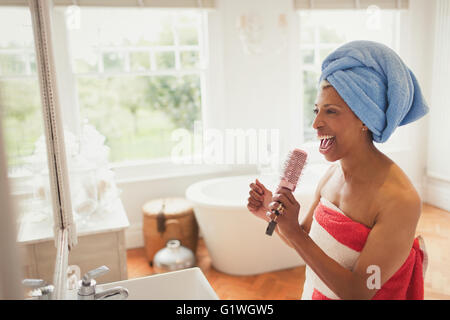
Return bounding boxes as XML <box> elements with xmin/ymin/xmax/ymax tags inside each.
<box><xmin>318</xmin><ymin>135</ymin><xmax>335</xmax><ymax>140</ymax></box>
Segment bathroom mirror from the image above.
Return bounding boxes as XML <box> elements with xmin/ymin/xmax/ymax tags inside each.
<box><xmin>1</xmin><ymin>0</ymin><xmax>211</xmax><ymax>298</ymax></box>
<box><xmin>0</xmin><ymin>1</ymin><xmax>78</xmax><ymax>298</ymax></box>
<box><xmin>0</xmin><ymin>4</ymin><xmax>61</xmax><ymax>291</ymax></box>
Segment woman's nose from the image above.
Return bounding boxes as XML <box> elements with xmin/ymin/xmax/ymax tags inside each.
<box><xmin>312</xmin><ymin>112</ymin><xmax>324</xmax><ymax>130</ymax></box>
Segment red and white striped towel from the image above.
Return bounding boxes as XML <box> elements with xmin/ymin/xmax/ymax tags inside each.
<box><xmin>301</xmin><ymin>197</ymin><xmax>427</xmax><ymax>300</ymax></box>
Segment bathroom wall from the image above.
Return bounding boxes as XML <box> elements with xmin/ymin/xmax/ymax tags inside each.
<box><xmin>119</xmin><ymin>0</ymin><xmax>440</xmax><ymax>249</ymax></box>
<box><xmin>424</xmin><ymin>0</ymin><xmax>450</xmax><ymax>212</ymax></box>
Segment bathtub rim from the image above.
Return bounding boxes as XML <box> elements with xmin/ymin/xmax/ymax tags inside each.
<box><xmin>185</xmin><ymin>174</ymin><xmax>254</xmax><ymax>209</ymax></box>
<box><xmin>185</xmin><ymin>173</ymin><xmax>319</xmax><ymax>210</ymax></box>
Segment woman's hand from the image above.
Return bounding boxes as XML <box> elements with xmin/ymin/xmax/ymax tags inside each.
<box><xmin>268</xmin><ymin>187</ymin><xmax>301</xmax><ymax>237</ymax></box>
<box><xmin>247</xmin><ymin>179</ymin><xmax>272</xmax><ymax>221</ymax></box>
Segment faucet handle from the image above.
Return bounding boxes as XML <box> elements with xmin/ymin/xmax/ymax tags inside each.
<box><xmin>22</xmin><ymin>279</ymin><xmax>54</xmax><ymax>300</ymax></box>
<box><xmin>22</xmin><ymin>279</ymin><xmax>47</xmax><ymax>288</ymax></box>
<box><xmin>81</xmin><ymin>265</ymin><xmax>109</xmax><ymax>286</ymax></box>
<box><xmin>78</xmin><ymin>266</ymin><xmax>110</xmax><ymax>299</ymax></box>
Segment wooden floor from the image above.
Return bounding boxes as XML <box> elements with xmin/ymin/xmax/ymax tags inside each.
<box><xmin>127</xmin><ymin>203</ymin><xmax>450</xmax><ymax>300</ymax></box>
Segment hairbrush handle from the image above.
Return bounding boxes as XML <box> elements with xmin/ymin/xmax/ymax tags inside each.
<box><xmin>265</xmin><ymin>148</ymin><xmax>307</xmax><ymax>236</ymax></box>
<box><xmin>278</xmin><ymin>179</ymin><xmax>297</xmax><ymax>192</ymax></box>
<box><xmin>265</xmin><ymin>219</ymin><xmax>278</xmax><ymax>236</ymax></box>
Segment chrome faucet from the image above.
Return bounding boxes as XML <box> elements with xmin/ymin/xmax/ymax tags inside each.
<box><xmin>22</xmin><ymin>279</ymin><xmax>54</xmax><ymax>300</ymax></box>
<box><xmin>77</xmin><ymin>266</ymin><xmax>129</xmax><ymax>300</ymax></box>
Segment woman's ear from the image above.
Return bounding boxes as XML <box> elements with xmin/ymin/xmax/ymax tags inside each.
<box><xmin>362</xmin><ymin>123</ymin><xmax>367</xmax><ymax>131</ymax></box>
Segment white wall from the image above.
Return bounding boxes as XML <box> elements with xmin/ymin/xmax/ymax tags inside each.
<box><xmin>424</xmin><ymin>0</ymin><xmax>450</xmax><ymax>212</ymax></box>
<box><xmin>120</xmin><ymin>0</ymin><xmax>447</xmax><ymax>249</ymax></box>
<box><xmin>205</xmin><ymin>0</ymin><xmax>301</xmax><ymax>155</ymax></box>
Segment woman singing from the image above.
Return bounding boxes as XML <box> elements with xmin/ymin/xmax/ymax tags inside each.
<box><xmin>247</xmin><ymin>41</ymin><xmax>429</xmax><ymax>300</ymax></box>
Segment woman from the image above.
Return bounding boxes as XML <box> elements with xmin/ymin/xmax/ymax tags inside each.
<box><xmin>247</xmin><ymin>41</ymin><xmax>429</xmax><ymax>300</ymax></box>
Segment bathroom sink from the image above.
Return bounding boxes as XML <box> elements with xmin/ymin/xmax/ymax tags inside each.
<box><xmin>96</xmin><ymin>267</ymin><xmax>219</xmax><ymax>300</ymax></box>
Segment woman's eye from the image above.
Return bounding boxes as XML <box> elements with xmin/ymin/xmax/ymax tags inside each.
<box><xmin>313</xmin><ymin>109</ymin><xmax>335</xmax><ymax>115</ymax></box>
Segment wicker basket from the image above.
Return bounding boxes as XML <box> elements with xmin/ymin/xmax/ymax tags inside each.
<box><xmin>142</xmin><ymin>197</ymin><xmax>199</xmax><ymax>264</ymax></box>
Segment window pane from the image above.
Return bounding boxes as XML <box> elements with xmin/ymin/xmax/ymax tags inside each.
<box><xmin>319</xmin><ymin>26</ymin><xmax>345</xmax><ymax>43</ymax></box>
<box><xmin>303</xmin><ymin>70</ymin><xmax>319</xmax><ymax>127</ymax></box>
<box><xmin>1</xmin><ymin>79</ymin><xmax>42</xmax><ymax>169</ymax></box>
<box><xmin>299</xmin><ymin>12</ymin><xmax>315</xmax><ymax>43</ymax></box>
<box><xmin>130</xmin><ymin>51</ymin><xmax>150</xmax><ymax>71</ymax></box>
<box><xmin>0</xmin><ymin>54</ymin><xmax>26</xmax><ymax>76</ymax></box>
<box><xmin>67</xmin><ymin>9</ymin><xmax>205</xmax><ymax>163</ymax></box>
<box><xmin>154</xmin><ymin>19</ymin><xmax>175</xmax><ymax>46</ymax></box>
<box><xmin>300</xmin><ymin>49</ymin><xmax>314</xmax><ymax>65</ymax></box>
<box><xmin>319</xmin><ymin>47</ymin><xmax>336</xmax><ymax>63</ymax></box>
<box><xmin>178</xmin><ymin>26</ymin><xmax>199</xmax><ymax>45</ymax></box>
<box><xmin>77</xmin><ymin>74</ymin><xmax>202</xmax><ymax>162</ymax></box>
<box><xmin>155</xmin><ymin>51</ymin><xmax>175</xmax><ymax>70</ymax></box>
<box><xmin>73</xmin><ymin>50</ymin><xmax>99</xmax><ymax>74</ymax></box>
<box><xmin>0</xmin><ymin>7</ymin><xmax>56</xmax><ymax>269</ymax></box>
<box><xmin>30</xmin><ymin>53</ymin><xmax>37</xmax><ymax>74</ymax></box>
<box><xmin>180</xmin><ymin>50</ymin><xmax>199</xmax><ymax>68</ymax></box>
<box><xmin>103</xmin><ymin>51</ymin><xmax>125</xmax><ymax>72</ymax></box>
<box><xmin>176</xmin><ymin>11</ymin><xmax>199</xmax><ymax>45</ymax></box>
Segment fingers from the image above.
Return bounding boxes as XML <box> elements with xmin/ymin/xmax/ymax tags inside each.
<box><xmin>274</xmin><ymin>187</ymin><xmax>297</xmax><ymax>206</ymax></box>
<box><xmin>248</xmin><ymin>196</ymin><xmax>262</xmax><ymax>207</ymax></box>
<box><xmin>255</xmin><ymin>179</ymin><xmax>268</xmax><ymax>193</ymax></box>
<box><xmin>247</xmin><ymin>203</ymin><xmax>258</xmax><ymax>213</ymax></box>
<box><xmin>266</xmin><ymin>210</ymin><xmax>277</xmax><ymax>221</ymax></box>
<box><xmin>268</xmin><ymin>201</ymin><xmax>286</xmax><ymax>219</ymax></box>
<box><xmin>249</xmin><ymin>182</ymin><xmax>264</xmax><ymax>196</ymax></box>
<box><xmin>272</xmin><ymin>193</ymin><xmax>292</xmax><ymax>207</ymax></box>
<box><xmin>249</xmin><ymin>189</ymin><xmax>263</xmax><ymax>201</ymax></box>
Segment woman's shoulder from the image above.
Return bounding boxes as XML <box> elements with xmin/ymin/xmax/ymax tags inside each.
<box><xmin>377</xmin><ymin>161</ymin><xmax>422</xmax><ymax>222</ymax></box>
<box><xmin>383</xmin><ymin>161</ymin><xmax>420</xmax><ymax>198</ymax></box>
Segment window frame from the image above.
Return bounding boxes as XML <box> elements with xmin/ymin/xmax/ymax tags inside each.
<box><xmin>5</xmin><ymin>6</ymin><xmax>232</xmax><ymax>191</ymax></box>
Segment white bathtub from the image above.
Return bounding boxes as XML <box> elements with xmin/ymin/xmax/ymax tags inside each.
<box><xmin>185</xmin><ymin>163</ymin><xmax>330</xmax><ymax>275</ymax></box>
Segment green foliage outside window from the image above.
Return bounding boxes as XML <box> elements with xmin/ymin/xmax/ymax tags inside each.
<box><xmin>1</xmin><ymin>10</ymin><xmax>204</xmax><ymax>169</ymax></box>
<box><xmin>76</xmin><ymin>74</ymin><xmax>201</xmax><ymax>162</ymax></box>
<box><xmin>0</xmin><ymin>79</ymin><xmax>43</xmax><ymax>169</ymax></box>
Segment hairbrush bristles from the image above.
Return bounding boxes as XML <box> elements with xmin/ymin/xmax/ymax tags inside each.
<box><xmin>278</xmin><ymin>149</ymin><xmax>308</xmax><ymax>192</ymax></box>
<box><xmin>266</xmin><ymin>148</ymin><xmax>308</xmax><ymax>236</ymax></box>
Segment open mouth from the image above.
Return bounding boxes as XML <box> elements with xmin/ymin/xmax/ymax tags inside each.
<box><xmin>319</xmin><ymin>136</ymin><xmax>336</xmax><ymax>154</ymax></box>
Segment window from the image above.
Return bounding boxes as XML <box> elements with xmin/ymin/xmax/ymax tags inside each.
<box><xmin>0</xmin><ymin>6</ymin><xmax>56</xmax><ymax>232</ymax></box>
<box><xmin>0</xmin><ymin>8</ymin><xmax>43</xmax><ymax>176</ymax></box>
<box><xmin>66</xmin><ymin>8</ymin><xmax>207</xmax><ymax>164</ymax></box>
<box><xmin>299</xmin><ymin>9</ymin><xmax>401</xmax><ymax>142</ymax></box>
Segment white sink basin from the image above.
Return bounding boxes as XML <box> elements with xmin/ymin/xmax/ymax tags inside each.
<box><xmin>96</xmin><ymin>267</ymin><xmax>219</xmax><ymax>300</ymax></box>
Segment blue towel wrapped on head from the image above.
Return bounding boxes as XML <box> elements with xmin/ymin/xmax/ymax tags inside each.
<box><xmin>319</xmin><ymin>40</ymin><xmax>429</xmax><ymax>143</ymax></box>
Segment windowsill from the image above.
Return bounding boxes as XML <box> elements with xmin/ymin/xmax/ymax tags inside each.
<box><xmin>9</xmin><ymin>156</ymin><xmax>236</xmax><ymax>195</ymax></box>
<box><xmin>112</xmin><ymin>158</ymin><xmax>235</xmax><ymax>184</ymax></box>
